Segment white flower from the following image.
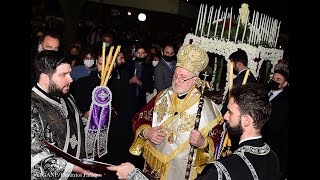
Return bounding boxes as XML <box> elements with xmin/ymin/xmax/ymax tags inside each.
<box><xmin>184</xmin><ymin>33</ymin><xmax>284</xmax><ymax>105</ymax></box>
<box><xmin>239</xmin><ymin>3</ymin><xmax>250</xmax><ymax>25</ymax></box>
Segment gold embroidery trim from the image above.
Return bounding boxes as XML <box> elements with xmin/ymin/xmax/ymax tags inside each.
<box><xmin>171</xmin><ymin>86</ymin><xmax>196</xmax><ymax>113</ymax></box>
<box><xmin>161</xmin><ymin>88</ymin><xmax>200</xmax><ymax>130</ymax></box>
<box><xmin>142</xmin><ymin>115</ymin><xmax>222</xmax><ymax>178</ymax></box>
<box><xmin>176</xmin><ymin>112</ymin><xmax>197</xmax><ymax>133</ymax></box>
<box><xmin>154</xmin><ymin>96</ymin><xmax>171</xmax><ymax>123</ymax></box>
<box><xmin>129</xmin><ymin>124</ymin><xmax>151</xmax><ymax>156</ymax></box>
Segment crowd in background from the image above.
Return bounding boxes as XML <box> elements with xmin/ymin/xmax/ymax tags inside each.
<box><xmin>31</xmin><ymin>12</ymin><xmax>290</xmax><ymax>180</ymax></box>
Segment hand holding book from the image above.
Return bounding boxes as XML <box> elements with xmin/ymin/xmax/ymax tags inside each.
<box><xmin>43</xmin><ymin>141</ymin><xmax>114</xmax><ymax>175</ymax></box>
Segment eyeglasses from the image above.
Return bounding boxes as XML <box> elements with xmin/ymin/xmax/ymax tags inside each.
<box><xmin>171</xmin><ymin>75</ymin><xmax>195</xmax><ymax>82</ymax></box>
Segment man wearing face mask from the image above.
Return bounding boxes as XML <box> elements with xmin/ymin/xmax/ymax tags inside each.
<box><xmin>91</xmin><ymin>32</ymin><xmax>114</xmax><ymax>54</ymax></box>
<box><xmin>126</xmin><ymin>45</ymin><xmax>155</xmax><ymax>114</ymax></box>
<box><xmin>154</xmin><ymin>44</ymin><xmax>177</xmax><ymax>92</ymax></box>
<box><xmin>263</xmin><ymin>69</ymin><xmax>289</xmax><ymax>180</ymax></box>
<box><xmin>70</xmin><ymin>48</ymin><xmax>97</xmax><ymax>81</ymax></box>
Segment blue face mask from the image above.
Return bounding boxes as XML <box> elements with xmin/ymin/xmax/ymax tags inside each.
<box><xmin>105</xmin><ymin>43</ymin><xmax>110</xmax><ymax>47</ymax></box>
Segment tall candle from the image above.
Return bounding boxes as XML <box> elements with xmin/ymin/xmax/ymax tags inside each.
<box><xmin>207</xmin><ymin>6</ymin><xmax>214</xmax><ymax>37</ymax></box>
<box><xmin>272</xmin><ymin>19</ymin><xmax>278</xmax><ymax>47</ymax></box>
<box><xmin>101</xmin><ymin>46</ymin><xmax>114</xmax><ymax>85</ymax></box>
<box><xmin>201</xmin><ymin>4</ymin><xmax>207</xmax><ymax>37</ymax></box>
<box><xmin>211</xmin><ymin>8</ymin><xmax>217</xmax><ymax>38</ymax></box>
<box><xmin>214</xmin><ymin>6</ymin><xmax>221</xmax><ymax>39</ymax></box>
<box><xmin>265</xmin><ymin>16</ymin><xmax>270</xmax><ymax>43</ymax></box>
<box><xmin>194</xmin><ymin>4</ymin><xmax>202</xmax><ymax>35</ymax></box>
<box><xmin>229</xmin><ymin>61</ymin><xmax>234</xmax><ymax>99</ymax></box>
<box><xmin>257</xmin><ymin>13</ymin><xmax>263</xmax><ymax>44</ymax></box>
<box><xmin>249</xmin><ymin>10</ymin><xmax>255</xmax><ymax>44</ymax></box>
<box><xmin>207</xmin><ymin>6</ymin><xmax>213</xmax><ymax>24</ymax></box>
<box><xmin>235</xmin><ymin>14</ymin><xmax>241</xmax><ymax>42</ymax></box>
<box><xmin>273</xmin><ymin>19</ymin><xmax>278</xmax><ymax>47</ymax></box>
<box><xmin>252</xmin><ymin>12</ymin><xmax>258</xmax><ymax>45</ymax></box>
<box><xmin>103</xmin><ymin>46</ymin><xmax>121</xmax><ymax>86</ymax></box>
<box><xmin>100</xmin><ymin>42</ymin><xmax>106</xmax><ymax>85</ymax></box>
<box><xmin>271</xmin><ymin>18</ymin><xmax>276</xmax><ymax>46</ymax></box>
<box><xmin>228</xmin><ymin>7</ymin><xmax>233</xmax><ymax>41</ymax></box>
<box><xmin>260</xmin><ymin>15</ymin><xmax>266</xmax><ymax>42</ymax></box>
<box><xmin>255</xmin><ymin>12</ymin><xmax>260</xmax><ymax>43</ymax></box>
<box><xmin>221</xmin><ymin>8</ymin><xmax>228</xmax><ymax>39</ymax></box>
<box><xmin>260</xmin><ymin>15</ymin><xmax>264</xmax><ymax>44</ymax></box>
<box><xmin>262</xmin><ymin>15</ymin><xmax>267</xmax><ymax>42</ymax></box>
<box><xmin>267</xmin><ymin>17</ymin><xmax>272</xmax><ymax>46</ymax></box>
<box><xmin>260</xmin><ymin>15</ymin><xmax>264</xmax><ymax>43</ymax></box>
<box><xmin>241</xmin><ymin>12</ymin><xmax>249</xmax><ymax>43</ymax></box>
<box><xmin>195</xmin><ymin>4</ymin><xmax>203</xmax><ymax>35</ymax></box>
<box><xmin>266</xmin><ymin>16</ymin><xmax>270</xmax><ymax>43</ymax></box>
<box><xmin>275</xmin><ymin>21</ymin><xmax>281</xmax><ymax>47</ymax></box>
<box><xmin>198</xmin><ymin>4</ymin><xmax>204</xmax><ymax>37</ymax></box>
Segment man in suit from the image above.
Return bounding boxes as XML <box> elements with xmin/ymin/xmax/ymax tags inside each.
<box><xmin>221</xmin><ymin>49</ymin><xmax>257</xmax><ymax>151</ymax></box>
<box><xmin>263</xmin><ymin>69</ymin><xmax>289</xmax><ymax>180</ymax></box>
<box><xmin>126</xmin><ymin>45</ymin><xmax>155</xmax><ymax>114</ymax></box>
<box><xmin>196</xmin><ymin>83</ymin><xmax>280</xmax><ymax>180</ymax></box>
<box><xmin>154</xmin><ymin>44</ymin><xmax>177</xmax><ymax>92</ymax></box>
<box><xmin>31</xmin><ymin>31</ymin><xmax>61</xmax><ymax>87</ymax></box>
<box><xmin>221</xmin><ymin>48</ymin><xmax>257</xmax><ymax>115</ymax></box>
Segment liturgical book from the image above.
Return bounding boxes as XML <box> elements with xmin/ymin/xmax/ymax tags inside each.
<box><xmin>43</xmin><ymin>141</ymin><xmax>114</xmax><ymax>175</ymax></box>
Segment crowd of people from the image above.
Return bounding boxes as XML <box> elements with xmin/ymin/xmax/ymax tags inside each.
<box><xmin>31</xmin><ymin>15</ymin><xmax>289</xmax><ymax>180</ymax></box>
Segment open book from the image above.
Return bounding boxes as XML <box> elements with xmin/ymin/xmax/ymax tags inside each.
<box><xmin>43</xmin><ymin>141</ymin><xmax>114</xmax><ymax>175</ymax></box>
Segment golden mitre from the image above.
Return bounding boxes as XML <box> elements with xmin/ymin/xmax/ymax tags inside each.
<box><xmin>176</xmin><ymin>44</ymin><xmax>209</xmax><ymax>76</ymax></box>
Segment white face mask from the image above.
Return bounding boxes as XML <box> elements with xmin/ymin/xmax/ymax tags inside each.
<box><xmin>84</xmin><ymin>60</ymin><xmax>95</xmax><ymax>68</ymax></box>
<box><xmin>152</xmin><ymin>60</ymin><xmax>159</xmax><ymax>67</ymax></box>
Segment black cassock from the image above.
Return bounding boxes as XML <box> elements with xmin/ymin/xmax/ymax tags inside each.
<box><xmin>196</xmin><ymin>138</ymin><xmax>280</xmax><ymax>180</ymax></box>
